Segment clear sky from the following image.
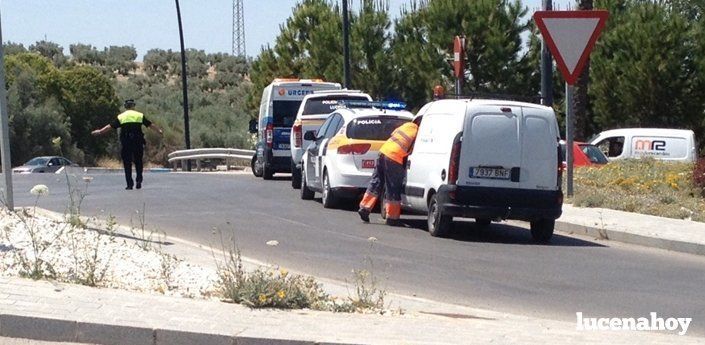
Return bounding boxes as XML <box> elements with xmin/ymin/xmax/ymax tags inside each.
<box><xmin>1</xmin><ymin>0</ymin><xmax>571</xmax><ymax>60</ymax></box>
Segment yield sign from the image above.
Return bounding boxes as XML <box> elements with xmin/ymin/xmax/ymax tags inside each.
<box><xmin>534</xmin><ymin>10</ymin><xmax>608</xmax><ymax>85</ymax></box>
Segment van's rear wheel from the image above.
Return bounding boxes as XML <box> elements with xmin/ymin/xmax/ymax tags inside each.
<box><xmin>300</xmin><ymin>171</ymin><xmax>315</xmax><ymax>200</ymax></box>
<box><xmin>322</xmin><ymin>171</ymin><xmax>338</xmax><ymax>209</ymax></box>
<box><xmin>291</xmin><ymin>162</ymin><xmax>301</xmax><ymax>189</ymax></box>
<box><xmin>530</xmin><ymin>219</ymin><xmax>555</xmax><ymax>242</ymax></box>
<box><xmin>427</xmin><ymin>194</ymin><xmax>452</xmax><ymax>237</ymax></box>
<box><xmin>251</xmin><ymin>156</ymin><xmax>263</xmax><ymax>177</ymax></box>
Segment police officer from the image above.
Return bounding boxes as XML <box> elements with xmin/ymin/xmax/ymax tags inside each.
<box><xmin>91</xmin><ymin>99</ymin><xmax>162</xmax><ymax>190</ymax></box>
<box><xmin>358</xmin><ymin>120</ymin><xmax>419</xmax><ymax>226</ymax></box>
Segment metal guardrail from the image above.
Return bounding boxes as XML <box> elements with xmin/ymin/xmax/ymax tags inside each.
<box><xmin>167</xmin><ymin>148</ymin><xmax>255</xmax><ymax>170</ymax></box>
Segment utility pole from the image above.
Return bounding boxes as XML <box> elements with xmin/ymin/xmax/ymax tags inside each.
<box><xmin>540</xmin><ymin>0</ymin><xmax>553</xmax><ymax>106</ymax></box>
<box><xmin>342</xmin><ymin>0</ymin><xmax>351</xmax><ymax>88</ymax></box>
<box><xmin>0</xmin><ymin>9</ymin><xmax>13</xmax><ymax>209</ymax></box>
<box><xmin>232</xmin><ymin>0</ymin><xmax>246</xmax><ymax>57</ymax></box>
<box><xmin>175</xmin><ymin>0</ymin><xmax>191</xmax><ymax>171</ymax></box>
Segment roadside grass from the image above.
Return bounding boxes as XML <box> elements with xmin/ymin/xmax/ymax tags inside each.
<box><xmin>569</xmin><ymin>159</ymin><xmax>705</xmax><ymax>222</ymax></box>
<box><xmin>215</xmin><ymin>232</ymin><xmax>388</xmax><ymax>313</ymax></box>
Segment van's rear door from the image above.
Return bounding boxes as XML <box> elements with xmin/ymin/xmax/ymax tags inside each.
<box><xmin>520</xmin><ymin>106</ymin><xmax>559</xmax><ymax>190</ymax></box>
<box><xmin>458</xmin><ymin>105</ymin><xmax>522</xmax><ymax>188</ymax></box>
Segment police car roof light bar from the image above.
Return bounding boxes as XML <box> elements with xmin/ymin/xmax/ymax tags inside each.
<box><xmin>340</xmin><ymin>100</ymin><xmax>407</xmax><ymax>110</ymax></box>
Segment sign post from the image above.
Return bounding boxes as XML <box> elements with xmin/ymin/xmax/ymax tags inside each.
<box><xmin>453</xmin><ymin>36</ymin><xmax>465</xmax><ymax>97</ymax></box>
<box><xmin>0</xmin><ymin>10</ymin><xmax>13</xmax><ymax>210</ymax></box>
<box><xmin>534</xmin><ymin>10</ymin><xmax>608</xmax><ymax>197</ymax></box>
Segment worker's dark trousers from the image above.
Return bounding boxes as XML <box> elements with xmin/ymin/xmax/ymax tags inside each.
<box><xmin>121</xmin><ymin>141</ymin><xmax>144</xmax><ymax>188</ymax></box>
<box><xmin>359</xmin><ymin>155</ymin><xmax>405</xmax><ymax>219</ymax></box>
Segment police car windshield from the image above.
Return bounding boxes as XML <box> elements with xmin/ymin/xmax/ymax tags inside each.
<box><xmin>346</xmin><ymin>116</ymin><xmax>408</xmax><ymax>140</ymax></box>
<box><xmin>302</xmin><ymin>96</ymin><xmax>368</xmax><ymax>115</ymax></box>
<box><xmin>273</xmin><ymin>100</ymin><xmax>301</xmax><ymax>127</ymax></box>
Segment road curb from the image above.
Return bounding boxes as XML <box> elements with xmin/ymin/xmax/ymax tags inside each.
<box><xmin>555</xmin><ymin>220</ymin><xmax>705</xmax><ymax>256</ymax></box>
<box><xmin>0</xmin><ymin>313</ymin><xmax>339</xmax><ymax>345</ymax></box>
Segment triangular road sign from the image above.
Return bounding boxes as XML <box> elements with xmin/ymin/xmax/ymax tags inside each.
<box><xmin>534</xmin><ymin>10</ymin><xmax>609</xmax><ymax>85</ymax></box>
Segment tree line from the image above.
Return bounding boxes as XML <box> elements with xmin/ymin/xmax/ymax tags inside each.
<box><xmin>248</xmin><ymin>0</ymin><xmax>705</xmax><ymax>148</ymax></box>
<box><xmin>3</xmin><ymin>41</ymin><xmax>251</xmax><ymax>167</ymax></box>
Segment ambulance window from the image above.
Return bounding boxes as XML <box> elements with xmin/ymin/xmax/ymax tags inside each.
<box><xmin>272</xmin><ymin>100</ymin><xmax>301</xmax><ymax>127</ymax></box>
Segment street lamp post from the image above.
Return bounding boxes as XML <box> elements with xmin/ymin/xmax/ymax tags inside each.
<box><xmin>175</xmin><ymin>0</ymin><xmax>191</xmax><ymax>171</ymax></box>
<box><xmin>342</xmin><ymin>0</ymin><xmax>351</xmax><ymax>89</ymax></box>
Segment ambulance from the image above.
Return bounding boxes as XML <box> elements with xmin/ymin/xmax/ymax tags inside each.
<box><xmin>249</xmin><ymin>79</ymin><xmax>341</xmax><ymax>179</ymax></box>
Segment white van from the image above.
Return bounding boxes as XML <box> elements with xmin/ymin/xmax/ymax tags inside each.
<box><xmin>289</xmin><ymin>90</ymin><xmax>372</xmax><ymax>189</ymax></box>
<box><xmin>249</xmin><ymin>79</ymin><xmax>341</xmax><ymax>179</ymax></box>
<box><xmin>589</xmin><ymin>128</ymin><xmax>697</xmax><ymax>162</ymax></box>
<box><xmin>403</xmin><ymin>99</ymin><xmax>563</xmax><ymax>241</ymax></box>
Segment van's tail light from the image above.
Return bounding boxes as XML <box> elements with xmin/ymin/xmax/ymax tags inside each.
<box><xmin>557</xmin><ymin>144</ymin><xmax>563</xmax><ymax>188</ymax></box>
<box><xmin>293</xmin><ymin>123</ymin><xmax>302</xmax><ymax>148</ymax></box>
<box><xmin>338</xmin><ymin>143</ymin><xmax>371</xmax><ymax>155</ymax></box>
<box><xmin>448</xmin><ymin>134</ymin><xmax>463</xmax><ymax>185</ymax></box>
<box><xmin>265</xmin><ymin>123</ymin><xmax>274</xmax><ymax>149</ymax></box>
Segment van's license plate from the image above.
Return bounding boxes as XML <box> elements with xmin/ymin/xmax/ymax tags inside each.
<box><xmin>362</xmin><ymin>160</ymin><xmax>375</xmax><ymax>169</ymax></box>
<box><xmin>470</xmin><ymin>167</ymin><xmax>510</xmax><ymax>180</ymax></box>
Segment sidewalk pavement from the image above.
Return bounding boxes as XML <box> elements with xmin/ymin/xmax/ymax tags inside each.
<box><xmin>2</xmin><ymin>205</ymin><xmax>704</xmax><ymax>344</ymax></box>
<box><xmin>556</xmin><ymin>204</ymin><xmax>705</xmax><ymax>256</ymax></box>
<box><xmin>1</xmin><ymin>275</ymin><xmax>702</xmax><ymax>345</ymax></box>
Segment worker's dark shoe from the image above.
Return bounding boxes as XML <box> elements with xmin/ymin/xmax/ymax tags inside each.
<box><xmin>385</xmin><ymin>218</ymin><xmax>403</xmax><ymax>227</ymax></box>
<box><xmin>125</xmin><ymin>186</ymin><xmax>133</xmax><ymax>190</ymax></box>
<box><xmin>136</xmin><ymin>183</ymin><xmax>142</xmax><ymax>189</ymax></box>
<box><xmin>358</xmin><ymin>208</ymin><xmax>370</xmax><ymax>223</ymax></box>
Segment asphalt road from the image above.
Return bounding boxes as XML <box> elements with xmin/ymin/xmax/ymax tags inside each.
<box><xmin>8</xmin><ymin>171</ymin><xmax>705</xmax><ymax>335</ymax></box>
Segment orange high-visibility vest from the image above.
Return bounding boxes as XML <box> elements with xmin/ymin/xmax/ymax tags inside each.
<box><xmin>380</xmin><ymin>122</ymin><xmax>418</xmax><ymax>165</ymax></box>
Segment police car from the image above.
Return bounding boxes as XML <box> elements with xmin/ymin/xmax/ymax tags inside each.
<box><xmin>300</xmin><ymin>102</ymin><xmax>413</xmax><ymax>208</ymax></box>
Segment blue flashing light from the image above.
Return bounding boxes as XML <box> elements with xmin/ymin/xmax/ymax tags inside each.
<box><xmin>340</xmin><ymin>100</ymin><xmax>407</xmax><ymax>110</ymax></box>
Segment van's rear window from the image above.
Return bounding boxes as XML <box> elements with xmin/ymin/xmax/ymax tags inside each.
<box><xmin>302</xmin><ymin>96</ymin><xmax>369</xmax><ymax>115</ymax></box>
<box><xmin>346</xmin><ymin>116</ymin><xmax>408</xmax><ymax>140</ymax></box>
<box><xmin>272</xmin><ymin>100</ymin><xmax>302</xmax><ymax>127</ymax></box>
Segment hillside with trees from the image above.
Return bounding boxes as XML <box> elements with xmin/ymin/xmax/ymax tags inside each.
<box><xmin>3</xmin><ymin>41</ymin><xmax>251</xmax><ymax>166</ymax></box>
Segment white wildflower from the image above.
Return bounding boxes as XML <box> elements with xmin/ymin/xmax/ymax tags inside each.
<box><xmin>266</xmin><ymin>240</ymin><xmax>279</xmax><ymax>246</ymax></box>
<box><xmin>30</xmin><ymin>184</ymin><xmax>49</xmax><ymax>196</ymax></box>
<box><xmin>368</xmin><ymin>236</ymin><xmax>378</xmax><ymax>243</ymax></box>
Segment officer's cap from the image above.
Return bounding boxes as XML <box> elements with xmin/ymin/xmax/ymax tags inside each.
<box><xmin>124</xmin><ymin>99</ymin><xmax>136</xmax><ymax>107</ymax></box>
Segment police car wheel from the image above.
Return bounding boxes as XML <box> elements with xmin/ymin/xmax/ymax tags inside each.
<box><xmin>291</xmin><ymin>164</ymin><xmax>302</xmax><ymax>189</ymax></box>
<box><xmin>427</xmin><ymin>193</ymin><xmax>452</xmax><ymax>237</ymax></box>
<box><xmin>251</xmin><ymin>156</ymin><xmax>263</xmax><ymax>177</ymax></box>
<box><xmin>300</xmin><ymin>171</ymin><xmax>315</xmax><ymax>200</ymax></box>
<box><xmin>530</xmin><ymin>219</ymin><xmax>554</xmax><ymax>242</ymax></box>
<box><xmin>321</xmin><ymin>171</ymin><xmax>338</xmax><ymax>209</ymax></box>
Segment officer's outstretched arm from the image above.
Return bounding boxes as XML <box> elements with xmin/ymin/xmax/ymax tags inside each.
<box><xmin>148</xmin><ymin>123</ymin><xmax>164</xmax><ymax>136</ymax></box>
<box><xmin>91</xmin><ymin>125</ymin><xmax>113</xmax><ymax>136</ymax></box>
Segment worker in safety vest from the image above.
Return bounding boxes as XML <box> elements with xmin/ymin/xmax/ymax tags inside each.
<box><xmin>358</xmin><ymin>121</ymin><xmax>419</xmax><ymax>226</ymax></box>
<box><xmin>91</xmin><ymin>99</ymin><xmax>162</xmax><ymax>190</ymax></box>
